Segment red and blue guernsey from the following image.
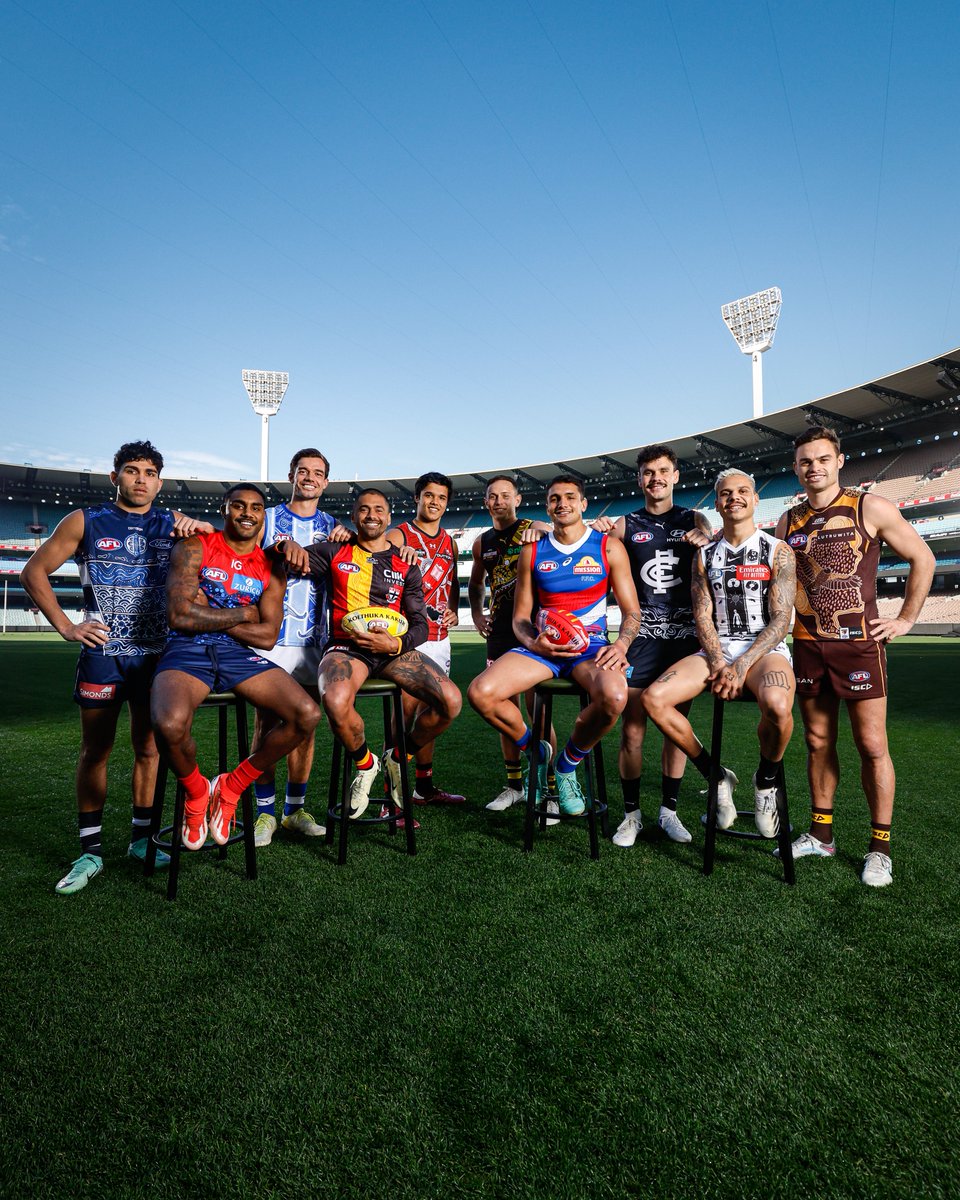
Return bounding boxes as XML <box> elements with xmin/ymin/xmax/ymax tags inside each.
<box><xmin>167</xmin><ymin>530</ymin><xmax>272</xmax><ymax>647</ymax></box>
<box><xmin>531</xmin><ymin>527</ymin><xmax>610</xmax><ymax>640</ymax></box>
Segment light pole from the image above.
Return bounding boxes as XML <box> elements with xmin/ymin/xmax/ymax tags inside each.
<box><xmin>242</xmin><ymin>369</ymin><xmax>289</xmax><ymax>481</ymax></box>
<box><xmin>720</xmin><ymin>287</ymin><xmax>782</xmax><ymax>418</ymax></box>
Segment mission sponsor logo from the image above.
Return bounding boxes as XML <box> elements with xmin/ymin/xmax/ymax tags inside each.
<box><xmin>202</xmin><ymin>567</ymin><xmax>228</xmax><ymax>583</ymax></box>
<box><xmin>735</xmin><ymin>564</ymin><xmax>771</xmax><ymax>581</ymax></box>
<box><xmin>573</xmin><ymin>555</ymin><xmax>603</xmax><ymax>575</ymax></box>
<box><xmin>337</xmin><ymin>562</ymin><xmax>361</xmax><ymax>573</ymax></box>
<box><xmin>96</xmin><ymin>537</ymin><xmax>122</xmax><ymax>552</ymax></box>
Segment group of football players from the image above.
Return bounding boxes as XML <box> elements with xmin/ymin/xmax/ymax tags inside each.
<box><xmin>22</xmin><ymin>426</ymin><xmax>934</xmax><ymax>895</ymax></box>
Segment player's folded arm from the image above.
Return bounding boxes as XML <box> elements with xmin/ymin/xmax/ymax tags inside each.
<box><xmin>165</xmin><ymin>539</ymin><xmax>258</xmax><ymax>635</ymax></box>
<box><xmin>229</xmin><ymin>561</ymin><xmax>287</xmax><ymax>651</ymax></box>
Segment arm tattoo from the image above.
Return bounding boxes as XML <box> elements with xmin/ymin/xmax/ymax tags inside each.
<box><xmin>166</xmin><ymin>540</ymin><xmax>252</xmax><ymax>634</ymax></box>
<box><xmin>691</xmin><ymin>559</ymin><xmax>724</xmax><ymax>666</ymax></box>
<box><xmin>617</xmin><ymin>611</ymin><xmax>642</xmax><ymax>646</ymax></box>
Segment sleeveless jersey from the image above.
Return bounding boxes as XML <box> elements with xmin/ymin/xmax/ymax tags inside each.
<box><xmin>478</xmin><ymin>518</ymin><xmax>532</xmax><ymax>645</ymax></box>
<box><xmin>784</xmin><ymin>488</ymin><xmax>880</xmax><ymax>642</ymax></box>
<box><xmin>305</xmin><ymin>541</ymin><xmax>428</xmax><ymax>651</ymax></box>
<box><xmin>394</xmin><ymin>521</ymin><xmax>456</xmax><ymax>641</ymax></box>
<box><xmin>622</xmin><ymin>505</ymin><xmax>698</xmax><ymax>638</ymax></box>
<box><xmin>531</xmin><ymin>527</ymin><xmax>610</xmax><ymax>635</ymax></box>
<box><xmin>169</xmin><ymin>529</ymin><xmax>272</xmax><ymax>647</ymax></box>
<box><xmin>262</xmin><ymin>503</ymin><xmax>336</xmax><ymax>647</ymax></box>
<box><xmin>75</xmin><ymin>502</ymin><xmax>175</xmax><ymax>656</ymax></box>
<box><xmin>700</xmin><ymin>529</ymin><xmax>781</xmax><ymax>640</ymax></box>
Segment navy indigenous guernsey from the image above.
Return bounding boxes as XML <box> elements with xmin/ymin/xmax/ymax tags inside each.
<box><xmin>622</xmin><ymin>505</ymin><xmax>698</xmax><ymax>638</ymax></box>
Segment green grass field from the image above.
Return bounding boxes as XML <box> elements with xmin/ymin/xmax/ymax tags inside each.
<box><xmin>1</xmin><ymin>635</ymin><xmax>958</xmax><ymax>1199</ymax></box>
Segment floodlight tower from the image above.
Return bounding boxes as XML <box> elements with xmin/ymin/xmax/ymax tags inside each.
<box><xmin>242</xmin><ymin>369</ymin><xmax>289</xmax><ymax>480</ymax></box>
<box><xmin>720</xmin><ymin>287</ymin><xmax>782</xmax><ymax>418</ymax></box>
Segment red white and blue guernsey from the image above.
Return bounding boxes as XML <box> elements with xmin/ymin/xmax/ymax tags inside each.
<box><xmin>510</xmin><ymin>527</ymin><xmax>611</xmax><ymax>678</ymax></box>
<box><xmin>75</xmin><ymin>502</ymin><xmax>176</xmax><ymax>656</ymax></box>
<box><xmin>167</xmin><ymin>530</ymin><xmax>272</xmax><ymax>647</ymax></box>
<box><xmin>262</xmin><ymin>503</ymin><xmax>336</xmax><ymax>647</ymax></box>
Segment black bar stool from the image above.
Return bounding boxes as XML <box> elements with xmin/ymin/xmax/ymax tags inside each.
<box><xmin>702</xmin><ymin>691</ymin><xmax>795</xmax><ymax>884</ymax></box>
<box><xmin>326</xmin><ymin>679</ymin><xmax>415</xmax><ymax>866</ymax></box>
<box><xmin>145</xmin><ymin>692</ymin><xmax>257</xmax><ymax>901</ymax></box>
<box><xmin>524</xmin><ymin>678</ymin><xmax>609</xmax><ymax>860</ymax></box>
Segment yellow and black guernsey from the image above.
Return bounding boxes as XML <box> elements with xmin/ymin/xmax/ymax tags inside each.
<box><xmin>305</xmin><ymin>541</ymin><xmax>428</xmax><ymax>654</ymax></box>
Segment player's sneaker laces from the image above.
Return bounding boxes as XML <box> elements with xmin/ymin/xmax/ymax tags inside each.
<box><xmin>55</xmin><ymin>853</ymin><xmax>103</xmax><ymax>895</ymax></box>
<box><xmin>282</xmin><ymin>809</ymin><xmax>325</xmax><ymax>837</ymax></box>
<box><xmin>658</xmin><ymin>808</ymin><xmax>692</xmax><ymax>844</ymax></box>
<box><xmin>254</xmin><ymin>813</ymin><xmax>277</xmax><ymax>846</ymax></box>
<box><xmin>752</xmin><ymin>773</ymin><xmax>780</xmax><ymax>838</ymax></box>
<box><xmin>861</xmin><ymin>851</ymin><xmax>893</xmax><ymax>888</ymax></box>
<box><xmin>486</xmin><ymin>786</ymin><xmax>523</xmax><ymax>811</ymax></box>
<box><xmin>612</xmin><ymin>809</ymin><xmax>643</xmax><ymax>847</ymax></box>
<box><xmin>208</xmin><ymin>775</ymin><xmax>238</xmax><ymax>846</ymax></box>
<box><xmin>127</xmin><ymin>837</ymin><xmax>170</xmax><ymax>868</ymax></box>
<box><xmin>715</xmin><ymin>767</ymin><xmax>738</xmax><ymax>830</ymax></box>
<box><xmin>556</xmin><ymin>771</ymin><xmax>586</xmax><ymax>816</ymax></box>
<box><xmin>774</xmin><ymin>831</ymin><xmax>836</xmax><ymax>859</ymax></box>
<box><xmin>348</xmin><ymin>754</ymin><xmax>380</xmax><ymax>819</ymax></box>
<box><xmin>383</xmin><ymin>751</ymin><xmax>404</xmax><ymax>807</ymax></box>
<box><xmin>378</xmin><ymin>804</ymin><xmax>419</xmax><ymax>830</ymax></box>
<box><xmin>181</xmin><ymin>786</ymin><xmax>210</xmax><ymax>851</ymax></box>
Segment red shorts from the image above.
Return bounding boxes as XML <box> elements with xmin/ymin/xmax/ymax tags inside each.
<box><xmin>792</xmin><ymin>639</ymin><xmax>887</xmax><ymax>701</ymax></box>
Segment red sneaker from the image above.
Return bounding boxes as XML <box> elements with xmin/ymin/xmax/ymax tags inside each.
<box><xmin>379</xmin><ymin>804</ymin><xmax>420</xmax><ymax>830</ymax></box>
<box><xmin>412</xmin><ymin>787</ymin><xmax>466</xmax><ymax>806</ymax></box>
<box><xmin>181</xmin><ymin>787</ymin><xmax>209</xmax><ymax>851</ymax></box>
<box><xmin>208</xmin><ymin>774</ymin><xmax>239</xmax><ymax>846</ymax></box>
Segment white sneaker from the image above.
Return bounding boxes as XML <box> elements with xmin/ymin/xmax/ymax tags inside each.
<box><xmin>774</xmin><ymin>831</ymin><xmax>835</xmax><ymax>859</ymax></box>
<box><xmin>254</xmin><ymin>813</ymin><xmax>277</xmax><ymax>847</ymax></box>
<box><xmin>658</xmin><ymin>807</ymin><xmax>692</xmax><ymax>844</ymax></box>
<box><xmin>282</xmin><ymin>809</ymin><xmax>325</xmax><ymax>837</ymax></box>
<box><xmin>348</xmin><ymin>754</ymin><xmax>380</xmax><ymax>819</ymax></box>
<box><xmin>544</xmin><ymin>797</ymin><xmax>560</xmax><ymax>827</ymax></box>
<box><xmin>861</xmin><ymin>851</ymin><xmax>893</xmax><ymax>887</ymax></box>
<box><xmin>715</xmin><ymin>767</ymin><xmax>738</xmax><ymax>830</ymax></box>
<box><xmin>486</xmin><ymin>786</ymin><xmax>523</xmax><ymax>811</ymax></box>
<box><xmin>752</xmin><ymin>773</ymin><xmax>779</xmax><ymax>838</ymax></box>
<box><xmin>612</xmin><ymin>809</ymin><xmax>643</xmax><ymax>847</ymax></box>
<box><xmin>383</xmin><ymin>751</ymin><xmax>403</xmax><ymax>806</ymax></box>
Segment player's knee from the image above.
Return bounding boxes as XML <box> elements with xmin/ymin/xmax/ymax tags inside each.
<box><xmin>467</xmin><ymin>674</ymin><xmax>493</xmax><ymax>715</ymax></box>
<box><xmin>78</xmin><ymin>739</ymin><xmax>113</xmax><ymax>769</ymax></box>
<box><xmin>640</xmin><ymin>683</ymin><xmax>666</xmax><ymax>718</ymax></box>
<box><xmin>760</xmin><ymin>692</ymin><xmax>792</xmax><ymax>728</ymax></box>
<box><xmin>803</xmin><ymin>725</ymin><xmax>832</xmax><ymax>756</ymax></box>
<box><xmin>151</xmin><ymin>707</ymin><xmax>192</xmax><ymax>748</ymax></box>
<box><xmin>293</xmin><ymin>695</ymin><xmax>322</xmax><ymax>736</ymax></box>
<box><xmin>600</xmin><ymin>679</ymin><xmax>628</xmax><ymax>717</ymax></box>
<box><xmin>853</xmin><ymin>730</ymin><xmax>889</xmax><ymax>762</ymax></box>
<box><xmin>620</xmin><ymin>718</ymin><xmax>644</xmax><ymax>755</ymax></box>
<box><xmin>439</xmin><ymin>679</ymin><xmax>462</xmax><ymax>721</ymax></box>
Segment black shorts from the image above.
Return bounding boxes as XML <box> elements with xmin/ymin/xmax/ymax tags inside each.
<box><xmin>322</xmin><ymin>640</ymin><xmax>403</xmax><ymax>678</ymax></box>
<box><xmin>793</xmin><ymin>638</ymin><xmax>888</xmax><ymax>701</ymax></box>
<box><xmin>626</xmin><ymin>636</ymin><xmax>701</xmax><ymax>688</ymax></box>
<box><xmin>486</xmin><ymin>635</ymin><xmax>520</xmax><ymax>666</ymax></box>
<box><xmin>74</xmin><ymin>650</ymin><xmax>160</xmax><ymax>708</ymax></box>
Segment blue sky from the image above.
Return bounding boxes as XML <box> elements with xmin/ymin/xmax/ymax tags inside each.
<box><xmin>2</xmin><ymin>0</ymin><xmax>958</xmax><ymax>482</ymax></box>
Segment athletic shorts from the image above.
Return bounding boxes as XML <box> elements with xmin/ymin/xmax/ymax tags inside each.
<box><xmin>486</xmin><ymin>635</ymin><xmax>519</xmax><ymax>666</ymax></box>
<box><xmin>417</xmin><ymin>637</ymin><xmax>451</xmax><ymax>676</ymax></box>
<box><xmin>259</xmin><ymin>643</ymin><xmax>323</xmax><ymax>687</ymax></box>
<box><xmin>74</xmin><ymin>650</ymin><xmax>160</xmax><ymax>708</ymax></box>
<box><xmin>507</xmin><ymin>635</ymin><xmax>612</xmax><ymax>680</ymax></box>
<box><xmin>154</xmin><ymin>640</ymin><xmax>278</xmax><ymax>693</ymax></box>
<box><xmin>697</xmin><ymin>638</ymin><xmax>791</xmax><ymax>667</ymax></box>
<box><xmin>626</xmin><ymin>635</ymin><xmax>701</xmax><ymax>688</ymax></box>
<box><xmin>793</xmin><ymin>638</ymin><xmax>887</xmax><ymax>700</ymax></box>
<box><xmin>320</xmin><ymin>640</ymin><xmax>410</xmax><ymax>678</ymax></box>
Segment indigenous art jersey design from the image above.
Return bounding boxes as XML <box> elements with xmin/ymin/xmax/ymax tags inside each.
<box><xmin>785</xmin><ymin>488</ymin><xmax>880</xmax><ymax>642</ymax></box>
<box><xmin>622</xmin><ymin>505</ymin><xmax>698</xmax><ymax>638</ymax></box>
<box><xmin>305</xmin><ymin>541</ymin><xmax>428</xmax><ymax>653</ymax></box>
<box><xmin>700</xmin><ymin>529</ymin><xmax>781</xmax><ymax>641</ymax></box>
<box><xmin>394</xmin><ymin>521</ymin><xmax>456</xmax><ymax>641</ymax></box>
<box><xmin>479</xmin><ymin>518</ymin><xmax>532</xmax><ymax>645</ymax></box>
<box><xmin>262</xmin><ymin>503</ymin><xmax>336</xmax><ymax>647</ymax></box>
<box><xmin>168</xmin><ymin>530</ymin><xmax>272</xmax><ymax>647</ymax></box>
<box><xmin>75</xmin><ymin>503</ymin><xmax>175</xmax><ymax>656</ymax></box>
<box><xmin>531</xmin><ymin>527</ymin><xmax>610</xmax><ymax>635</ymax></box>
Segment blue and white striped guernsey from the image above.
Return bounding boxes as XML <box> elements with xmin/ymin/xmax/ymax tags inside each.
<box><xmin>262</xmin><ymin>503</ymin><xmax>336</xmax><ymax>647</ymax></box>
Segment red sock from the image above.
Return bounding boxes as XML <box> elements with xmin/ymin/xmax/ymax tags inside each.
<box><xmin>221</xmin><ymin>758</ymin><xmax>262</xmax><ymax>803</ymax></box>
<box><xmin>178</xmin><ymin>766</ymin><xmax>209</xmax><ymax>805</ymax></box>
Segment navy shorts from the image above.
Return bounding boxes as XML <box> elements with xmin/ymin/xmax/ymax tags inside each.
<box><xmin>74</xmin><ymin>650</ymin><xmax>160</xmax><ymax>708</ymax></box>
<box><xmin>626</xmin><ymin>636</ymin><xmax>701</xmax><ymax>688</ymax></box>
<box><xmin>155</xmin><ymin>639</ymin><xmax>278</xmax><ymax>692</ymax></box>
<box><xmin>507</xmin><ymin>635</ymin><xmax>614</xmax><ymax>680</ymax></box>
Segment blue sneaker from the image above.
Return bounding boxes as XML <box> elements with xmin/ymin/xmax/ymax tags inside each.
<box><xmin>127</xmin><ymin>837</ymin><xmax>170</xmax><ymax>869</ymax></box>
<box><xmin>524</xmin><ymin>740</ymin><xmax>552</xmax><ymax>799</ymax></box>
<box><xmin>556</xmin><ymin>771</ymin><xmax>586</xmax><ymax>816</ymax></box>
<box><xmin>55</xmin><ymin>853</ymin><xmax>103</xmax><ymax>895</ymax></box>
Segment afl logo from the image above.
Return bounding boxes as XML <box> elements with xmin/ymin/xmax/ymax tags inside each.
<box><xmin>337</xmin><ymin>562</ymin><xmax>361</xmax><ymax>573</ymax></box>
<box><xmin>202</xmin><ymin>567</ymin><xmax>228</xmax><ymax>583</ymax></box>
<box><xmin>124</xmin><ymin>534</ymin><xmax>147</xmax><ymax>556</ymax></box>
<box><xmin>272</xmin><ymin>533</ymin><xmax>292</xmax><ymax>543</ymax></box>
<box><xmin>788</xmin><ymin>533</ymin><xmax>807</xmax><ymax>549</ymax></box>
<box><xmin>96</xmin><ymin>537</ymin><xmax>121</xmax><ymax>552</ymax></box>
<box><xmin>537</xmin><ymin>560</ymin><xmax>559</xmax><ymax>573</ymax></box>
<box><xmin>849</xmin><ymin>670</ymin><xmax>871</xmax><ymax>683</ymax></box>
<box><xmin>631</xmin><ymin>532</ymin><xmax>654</xmax><ymax>544</ymax></box>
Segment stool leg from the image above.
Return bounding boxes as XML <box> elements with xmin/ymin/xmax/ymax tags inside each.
<box><xmin>703</xmin><ymin>696</ymin><xmax>725</xmax><ymax>877</ymax></box>
<box><xmin>523</xmin><ymin>691</ymin><xmax>545</xmax><ymax>852</ymax></box>
<box><xmin>393</xmin><ymin>691</ymin><xmax>416</xmax><ymax>857</ymax></box>
<box><xmin>774</xmin><ymin>763</ymin><xmax>795</xmax><ymax>885</ymax></box>
<box><xmin>383</xmin><ymin>696</ymin><xmax>398</xmax><ymax>836</ymax></box>
<box><xmin>215</xmin><ymin>704</ymin><xmax>229</xmax><ymax>861</ymax></box>
<box><xmin>145</xmin><ymin>757</ymin><xmax>168</xmax><ymax>878</ymax></box>
<box><xmin>592</xmin><ymin>737</ymin><xmax>610</xmax><ymax>839</ymax></box>
<box><xmin>167</xmin><ymin>782</ymin><xmax>185</xmax><ymax>901</ymax></box>
<box><xmin>326</xmin><ymin>737</ymin><xmax>341</xmax><ymax>847</ymax></box>
<box><xmin>538</xmin><ymin>692</ymin><xmax>555</xmax><ymax>833</ymax></box>
<box><xmin>337</xmin><ymin>745</ymin><xmax>351</xmax><ymax>866</ymax></box>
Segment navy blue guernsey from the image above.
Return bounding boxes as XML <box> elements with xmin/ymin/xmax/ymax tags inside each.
<box><xmin>622</xmin><ymin>505</ymin><xmax>698</xmax><ymax>638</ymax></box>
<box><xmin>75</xmin><ymin>503</ymin><xmax>176</xmax><ymax>656</ymax></box>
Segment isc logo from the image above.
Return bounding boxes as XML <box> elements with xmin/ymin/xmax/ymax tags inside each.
<box><xmin>96</xmin><ymin>538</ymin><xmax>121</xmax><ymax>551</ymax></box>
<box><xmin>337</xmin><ymin>562</ymin><xmax>360</xmax><ymax>573</ymax></box>
<box><xmin>848</xmin><ymin>670</ymin><xmax>871</xmax><ymax>683</ymax></box>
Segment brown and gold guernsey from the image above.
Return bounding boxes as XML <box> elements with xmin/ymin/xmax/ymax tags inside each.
<box><xmin>785</xmin><ymin>488</ymin><xmax>881</xmax><ymax>642</ymax></box>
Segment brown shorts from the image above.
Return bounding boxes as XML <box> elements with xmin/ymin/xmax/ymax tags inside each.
<box><xmin>792</xmin><ymin>638</ymin><xmax>887</xmax><ymax>701</ymax></box>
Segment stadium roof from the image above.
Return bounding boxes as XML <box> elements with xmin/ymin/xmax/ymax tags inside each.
<box><xmin>4</xmin><ymin>348</ymin><xmax>960</xmax><ymax>509</ymax></box>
